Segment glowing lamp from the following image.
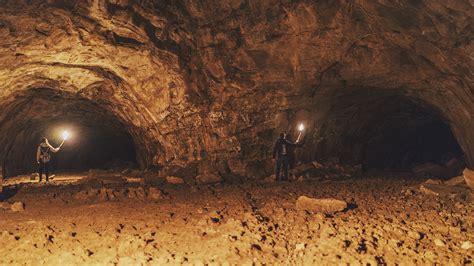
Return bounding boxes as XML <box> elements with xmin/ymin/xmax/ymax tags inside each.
<box><xmin>298</xmin><ymin>123</ymin><xmax>305</xmax><ymax>132</ymax></box>
<box><xmin>62</xmin><ymin>130</ymin><xmax>70</xmax><ymax>140</ymax></box>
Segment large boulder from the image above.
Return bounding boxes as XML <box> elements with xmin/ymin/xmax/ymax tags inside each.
<box><xmin>463</xmin><ymin>168</ymin><xmax>474</xmax><ymax>189</ymax></box>
<box><xmin>296</xmin><ymin>196</ymin><xmax>347</xmax><ymax>213</ymax></box>
<box><xmin>444</xmin><ymin>175</ymin><xmax>465</xmax><ymax>186</ymax></box>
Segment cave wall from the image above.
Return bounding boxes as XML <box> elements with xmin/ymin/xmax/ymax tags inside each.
<box><xmin>0</xmin><ymin>0</ymin><xmax>472</xmax><ymax>177</ymax></box>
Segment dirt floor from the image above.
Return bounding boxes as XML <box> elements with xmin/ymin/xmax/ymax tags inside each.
<box><xmin>0</xmin><ymin>173</ymin><xmax>473</xmax><ymax>265</ymax></box>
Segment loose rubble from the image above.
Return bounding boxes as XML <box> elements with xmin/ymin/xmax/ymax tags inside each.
<box><xmin>0</xmin><ymin>173</ymin><xmax>472</xmax><ymax>264</ymax></box>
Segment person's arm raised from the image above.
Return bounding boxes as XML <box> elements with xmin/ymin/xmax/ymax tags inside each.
<box><xmin>48</xmin><ymin>143</ymin><xmax>61</xmax><ymax>153</ymax></box>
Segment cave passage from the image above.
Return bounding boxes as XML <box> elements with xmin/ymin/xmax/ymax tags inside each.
<box><xmin>312</xmin><ymin>90</ymin><xmax>464</xmax><ymax>171</ymax></box>
<box><xmin>0</xmin><ymin>88</ymin><xmax>137</xmax><ymax>178</ymax></box>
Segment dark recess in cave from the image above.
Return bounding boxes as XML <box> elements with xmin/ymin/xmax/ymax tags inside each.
<box><xmin>1</xmin><ymin>88</ymin><xmax>137</xmax><ymax>178</ymax></box>
<box><xmin>312</xmin><ymin>90</ymin><xmax>464</xmax><ymax>171</ymax></box>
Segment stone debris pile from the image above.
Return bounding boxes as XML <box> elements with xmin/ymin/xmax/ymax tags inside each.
<box><xmin>416</xmin><ymin>168</ymin><xmax>474</xmax><ymax>202</ymax></box>
<box><xmin>412</xmin><ymin>157</ymin><xmax>465</xmax><ymax>179</ymax></box>
<box><xmin>291</xmin><ymin>159</ymin><xmax>363</xmax><ymax>181</ymax></box>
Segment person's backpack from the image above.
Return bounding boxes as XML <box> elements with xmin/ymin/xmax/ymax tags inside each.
<box><xmin>40</xmin><ymin>146</ymin><xmax>51</xmax><ymax>163</ymax></box>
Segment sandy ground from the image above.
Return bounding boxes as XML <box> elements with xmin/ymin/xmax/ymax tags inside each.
<box><xmin>0</xmin><ymin>173</ymin><xmax>473</xmax><ymax>265</ymax></box>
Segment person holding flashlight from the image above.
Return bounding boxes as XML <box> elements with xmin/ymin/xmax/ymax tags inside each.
<box><xmin>273</xmin><ymin>124</ymin><xmax>305</xmax><ymax>181</ymax></box>
<box><xmin>36</xmin><ymin>135</ymin><xmax>65</xmax><ymax>183</ymax></box>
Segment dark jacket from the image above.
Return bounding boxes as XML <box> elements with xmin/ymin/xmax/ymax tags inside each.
<box><xmin>273</xmin><ymin>138</ymin><xmax>300</xmax><ymax>159</ymax></box>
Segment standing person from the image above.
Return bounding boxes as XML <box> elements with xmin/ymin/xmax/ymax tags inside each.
<box><xmin>36</xmin><ymin>137</ymin><xmax>63</xmax><ymax>182</ymax></box>
<box><xmin>273</xmin><ymin>133</ymin><xmax>303</xmax><ymax>181</ymax></box>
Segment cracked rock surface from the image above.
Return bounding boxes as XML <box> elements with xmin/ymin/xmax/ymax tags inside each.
<box><xmin>0</xmin><ymin>0</ymin><xmax>473</xmax><ymax>178</ymax></box>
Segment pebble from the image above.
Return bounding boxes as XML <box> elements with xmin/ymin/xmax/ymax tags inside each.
<box><xmin>295</xmin><ymin>243</ymin><xmax>305</xmax><ymax>251</ymax></box>
<box><xmin>461</xmin><ymin>241</ymin><xmax>472</xmax><ymax>250</ymax></box>
<box><xmin>11</xmin><ymin>202</ymin><xmax>25</xmax><ymax>212</ymax></box>
<box><xmin>434</xmin><ymin>239</ymin><xmax>445</xmax><ymax>247</ymax></box>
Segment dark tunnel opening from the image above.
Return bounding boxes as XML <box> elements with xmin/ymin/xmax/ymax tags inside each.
<box><xmin>362</xmin><ymin>118</ymin><xmax>463</xmax><ymax>170</ymax></box>
<box><xmin>312</xmin><ymin>90</ymin><xmax>465</xmax><ymax>172</ymax></box>
<box><xmin>0</xmin><ymin>88</ymin><xmax>138</xmax><ymax>178</ymax></box>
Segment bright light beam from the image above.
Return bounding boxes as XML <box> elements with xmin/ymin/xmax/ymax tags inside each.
<box><xmin>62</xmin><ymin>130</ymin><xmax>70</xmax><ymax>140</ymax></box>
<box><xmin>298</xmin><ymin>123</ymin><xmax>305</xmax><ymax>132</ymax></box>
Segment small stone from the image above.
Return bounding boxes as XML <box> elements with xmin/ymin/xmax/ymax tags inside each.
<box><xmin>35</xmin><ymin>22</ymin><xmax>51</xmax><ymax>35</ymax></box>
<box><xmin>419</xmin><ymin>184</ymin><xmax>439</xmax><ymax>196</ymax></box>
<box><xmin>295</xmin><ymin>243</ymin><xmax>305</xmax><ymax>251</ymax></box>
<box><xmin>11</xmin><ymin>201</ymin><xmax>25</xmax><ymax>212</ymax></box>
<box><xmin>408</xmin><ymin>231</ymin><xmax>423</xmax><ymax>240</ymax></box>
<box><xmin>404</xmin><ymin>189</ymin><xmax>415</xmax><ymax>196</ymax></box>
<box><xmin>0</xmin><ymin>202</ymin><xmax>10</xmax><ymax>210</ymax></box>
<box><xmin>148</xmin><ymin>187</ymin><xmax>162</xmax><ymax>200</ymax></box>
<box><xmin>295</xmin><ymin>196</ymin><xmax>347</xmax><ymax>213</ymax></box>
<box><xmin>166</xmin><ymin>176</ymin><xmax>184</xmax><ymax>184</ymax></box>
<box><xmin>195</xmin><ymin>173</ymin><xmax>221</xmax><ymax>184</ymax></box>
<box><xmin>461</xmin><ymin>241</ymin><xmax>472</xmax><ymax>250</ymax></box>
<box><xmin>134</xmin><ymin>187</ymin><xmax>146</xmax><ymax>199</ymax></box>
<box><xmin>30</xmin><ymin>173</ymin><xmax>38</xmax><ymax>181</ymax></box>
<box><xmin>434</xmin><ymin>239</ymin><xmax>445</xmax><ymax>247</ymax></box>
<box><xmin>312</xmin><ymin>161</ymin><xmax>323</xmax><ymax>169</ymax></box>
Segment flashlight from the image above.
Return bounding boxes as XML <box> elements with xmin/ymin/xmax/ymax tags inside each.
<box><xmin>298</xmin><ymin>123</ymin><xmax>305</xmax><ymax>132</ymax></box>
<box><xmin>62</xmin><ymin>130</ymin><xmax>70</xmax><ymax>140</ymax></box>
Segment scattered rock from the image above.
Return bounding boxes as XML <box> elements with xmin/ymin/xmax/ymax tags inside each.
<box><xmin>295</xmin><ymin>243</ymin><xmax>306</xmax><ymax>251</ymax></box>
<box><xmin>127</xmin><ymin>187</ymin><xmax>146</xmax><ymax>200</ymax></box>
<box><xmin>148</xmin><ymin>187</ymin><xmax>162</xmax><ymax>200</ymax></box>
<box><xmin>196</xmin><ymin>173</ymin><xmax>221</xmax><ymax>184</ymax></box>
<box><xmin>419</xmin><ymin>184</ymin><xmax>440</xmax><ymax>196</ymax></box>
<box><xmin>166</xmin><ymin>176</ymin><xmax>184</xmax><ymax>184</ymax></box>
<box><xmin>35</xmin><ymin>22</ymin><xmax>51</xmax><ymax>35</ymax></box>
<box><xmin>461</xmin><ymin>241</ymin><xmax>472</xmax><ymax>250</ymax></box>
<box><xmin>424</xmin><ymin>179</ymin><xmax>443</xmax><ymax>185</ymax></box>
<box><xmin>227</xmin><ymin>159</ymin><xmax>246</xmax><ymax>176</ymax></box>
<box><xmin>434</xmin><ymin>239</ymin><xmax>445</xmax><ymax>247</ymax></box>
<box><xmin>419</xmin><ymin>182</ymin><xmax>469</xmax><ymax>198</ymax></box>
<box><xmin>86</xmin><ymin>169</ymin><xmax>127</xmax><ymax>185</ymax></box>
<box><xmin>0</xmin><ymin>202</ymin><xmax>10</xmax><ymax>210</ymax></box>
<box><xmin>126</xmin><ymin>177</ymin><xmax>145</xmax><ymax>184</ymax></box>
<box><xmin>74</xmin><ymin>189</ymin><xmax>98</xmax><ymax>200</ymax></box>
<box><xmin>463</xmin><ymin>168</ymin><xmax>474</xmax><ymax>189</ymax></box>
<box><xmin>444</xmin><ymin>175</ymin><xmax>465</xmax><ymax>186</ymax></box>
<box><xmin>295</xmin><ymin>196</ymin><xmax>347</xmax><ymax>213</ymax></box>
<box><xmin>30</xmin><ymin>173</ymin><xmax>38</xmax><ymax>181</ymax></box>
<box><xmin>408</xmin><ymin>231</ymin><xmax>424</xmax><ymax>240</ymax></box>
<box><xmin>312</xmin><ymin>161</ymin><xmax>323</xmax><ymax>169</ymax></box>
<box><xmin>403</xmin><ymin>189</ymin><xmax>415</xmax><ymax>196</ymax></box>
<box><xmin>11</xmin><ymin>202</ymin><xmax>24</xmax><ymax>212</ymax></box>
<box><xmin>413</xmin><ymin>163</ymin><xmax>448</xmax><ymax>178</ymax></box>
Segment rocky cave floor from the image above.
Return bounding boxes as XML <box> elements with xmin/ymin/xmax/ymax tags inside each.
<box><xmin>0</xmin><ymin>172</ymin><xmax>473</xmax><ymax>265</ymax></box>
